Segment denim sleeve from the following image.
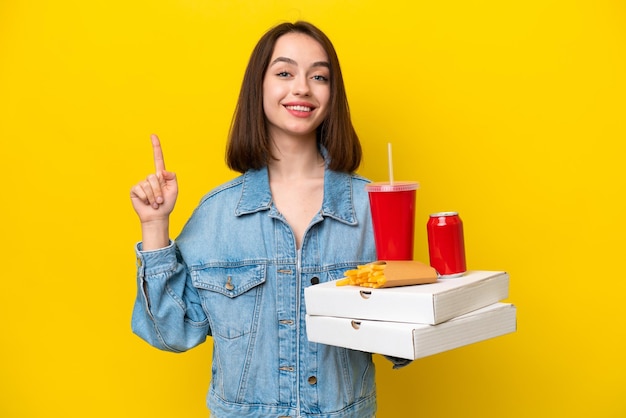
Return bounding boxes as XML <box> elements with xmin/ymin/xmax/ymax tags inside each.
<box><xmin>131</xmin><ymin>242</ymin><xmax>210</xmax><ymax>352</ymax></box>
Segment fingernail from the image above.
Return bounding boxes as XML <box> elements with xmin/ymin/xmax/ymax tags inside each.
<box><xmin>152</xmin><ymin>203</ymin><xmax>160</xmax><ymax>209</ymax></box>
<box><xmin>156</xmin><ymin>196</ymin><xmax>164</xmax><ymax>204</ymax></box>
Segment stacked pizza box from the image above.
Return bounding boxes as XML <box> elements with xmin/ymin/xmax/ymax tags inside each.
<box><xmin>304</xmin><ymin>269</ymin><xmax>516</xmax><ymax>360</ymax></box>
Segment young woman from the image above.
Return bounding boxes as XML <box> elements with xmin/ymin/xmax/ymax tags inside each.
<box><xmin>130</xmin><ymin>21</ymin><xmax>398</xmax><ymax>417</ymax></box>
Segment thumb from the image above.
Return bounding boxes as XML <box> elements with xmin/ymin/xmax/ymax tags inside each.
<box><xmin>161</xmin><ymin>169</ymin><xmax>177</xmax><ymax>182</ymax></box>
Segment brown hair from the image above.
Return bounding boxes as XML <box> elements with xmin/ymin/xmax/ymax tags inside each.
<box><xmin>226</xmin><ymin>21</ymin><xmax>362</xmax><ymax>173</ymax></box>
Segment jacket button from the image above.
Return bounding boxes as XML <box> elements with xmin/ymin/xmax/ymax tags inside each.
<box><xmin>308</xmin><ymin>376</ymin><xmax>317</xmax><ymax>385</ymax></box>
<box><xmin>310</xmin><ymin>276</ymin><xmax>320</xmax><ymax>285</ymax></box>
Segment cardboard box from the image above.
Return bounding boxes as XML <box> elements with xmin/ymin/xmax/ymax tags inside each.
<box><xmin>306</xmin><ymin>302</ymin><xmax>516</xmax><ymax>360</ymax></box>
<box><xmin>305</xmin><ymin>270</ymin><xmax>509</xmax><ymax>325</ymax></box>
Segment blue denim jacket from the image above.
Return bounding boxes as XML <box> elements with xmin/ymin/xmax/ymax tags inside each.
<box><xmin>132</xmin><ymin>166</ymin><xmax>378</xmax><ymax>417</ymax></box>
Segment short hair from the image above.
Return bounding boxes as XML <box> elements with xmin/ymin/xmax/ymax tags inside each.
<box><xmin>226</xmin><ymin>21</ymin><xmax>362</xmax><ymax>173</ymax></box>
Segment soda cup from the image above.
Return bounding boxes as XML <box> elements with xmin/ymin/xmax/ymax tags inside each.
<box><xmin>365</xmin><ymin>181</ymin><xmax>419</xmax><ymax>260</ymax></box>
<box><xmin>427</xmin><ymin>212</ymin><xmax>466</xmax><ymax>277</ymax></box>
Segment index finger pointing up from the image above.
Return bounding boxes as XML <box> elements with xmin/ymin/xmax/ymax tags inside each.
<box><xmin>151</xmin><ymin>134</ymin><xmax>166</xmax><ymax>173</ymax></box>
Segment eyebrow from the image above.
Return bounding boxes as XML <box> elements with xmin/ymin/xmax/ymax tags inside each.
<box><xmin>270</xmin><ymin>56</ymin><xmax>330</xmax><ymax>69</ymax></box>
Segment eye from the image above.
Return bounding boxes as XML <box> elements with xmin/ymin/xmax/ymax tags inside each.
<box><xmin>312</xmin><ymin>74</ymin><xmax>329</xmax><ymax>82</ymax></box>
<box><xmin>276</xmin><ymin>71</ymin><xmax>292</xmax><ymax>78</ymax></box>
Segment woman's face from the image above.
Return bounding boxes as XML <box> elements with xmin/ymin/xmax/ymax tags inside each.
<box><xmin>262</xmin><ymin>33</ymin><xmax>330</xmax><ymax>141</ymax></box>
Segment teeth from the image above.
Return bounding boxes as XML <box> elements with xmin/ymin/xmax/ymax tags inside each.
<box><xmin>286</xmin><ymin>105</ymin><xmax>312</xmax><ymax>112</ymax></box>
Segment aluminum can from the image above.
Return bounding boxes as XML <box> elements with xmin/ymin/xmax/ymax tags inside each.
<box><xmin>427</xmin><ymin>212</ymin><xmax>466</xmax><ymax>277</ymax></box>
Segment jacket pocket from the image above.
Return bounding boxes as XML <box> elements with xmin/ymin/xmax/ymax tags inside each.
<box><xmin>190</xmin><ymin>263</ymin><xmax>266</xmax><ymax>339</ymax></box>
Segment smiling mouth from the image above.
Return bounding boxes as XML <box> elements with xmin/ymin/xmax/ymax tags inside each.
<box><xmin>285</xmin><ymin>105</ymin><xmax>313</xmax><ymax>112</ymax></box>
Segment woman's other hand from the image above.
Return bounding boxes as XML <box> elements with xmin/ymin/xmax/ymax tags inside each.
<box><xmin>130</xmin><ymin>134</ymin><xmax>178</xmax><ymax>226</ymax></box>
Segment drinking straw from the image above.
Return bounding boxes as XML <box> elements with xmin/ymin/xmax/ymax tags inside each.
<box><xmin>387</xmin><ymin>142</ymin><xmax>395</xmax><ymax>185</ymax></box>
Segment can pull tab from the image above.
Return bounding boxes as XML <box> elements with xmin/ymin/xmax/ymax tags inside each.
<box><xmin>359</xmin><ymin>290</ymin><xmax>372</xmax><ymax>299</ymax></box>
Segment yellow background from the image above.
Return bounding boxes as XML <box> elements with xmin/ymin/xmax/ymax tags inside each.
<box><xmin>1</xmin><ymin>1</ymin><xmax>625</xmax><ymax>417</ymax></box>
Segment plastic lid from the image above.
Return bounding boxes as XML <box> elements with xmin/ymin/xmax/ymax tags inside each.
<box><xmin>365</xmin><ymin>181</ymin><xmax>420</xmax><ymax>192</ymax></box>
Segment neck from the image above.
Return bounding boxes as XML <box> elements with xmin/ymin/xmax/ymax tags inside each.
<box><xmin>268</xmin><ymin>134</ymin><xmax>324</xmax><ymax>181</ymax></box>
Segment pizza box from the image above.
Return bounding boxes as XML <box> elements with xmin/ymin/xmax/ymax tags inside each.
<box><xmin>305</xmin><ymin>270</ymin><xmax>509</xmax><ymax>325</ymax></box>
<box><xmin>306</xmin><ymin>302</ymin><xmax>516</xmax><ymax>360</ymax></box>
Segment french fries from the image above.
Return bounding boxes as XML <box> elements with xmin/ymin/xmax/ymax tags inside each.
<box><xmin>336</xmin><ymin>262</ymin><xmax>387</xmax><ymax>288</ymax></box>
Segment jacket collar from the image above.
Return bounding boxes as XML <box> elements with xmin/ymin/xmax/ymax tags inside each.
<box><xmin>235</xmin><ymin>166</ymin><xmax>358</xmax><ymax>226</ymax></box>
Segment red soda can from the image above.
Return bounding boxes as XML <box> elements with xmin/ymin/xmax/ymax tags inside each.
<box><xmin>427</xmin><ymin>212</ymin><xmax>466</xmax><ymax>277</ymax></box>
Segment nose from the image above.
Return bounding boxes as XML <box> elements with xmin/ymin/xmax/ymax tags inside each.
<box><xmin>292</xmin><ymin>75</ymin><xmax>310</xmax><ymax>96</ymax></box>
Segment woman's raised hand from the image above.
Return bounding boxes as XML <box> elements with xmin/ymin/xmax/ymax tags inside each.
<box><xmin>130</xmin><ymin>134</ymin><xmax>178</xmax><ymax>224</ymax></box>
